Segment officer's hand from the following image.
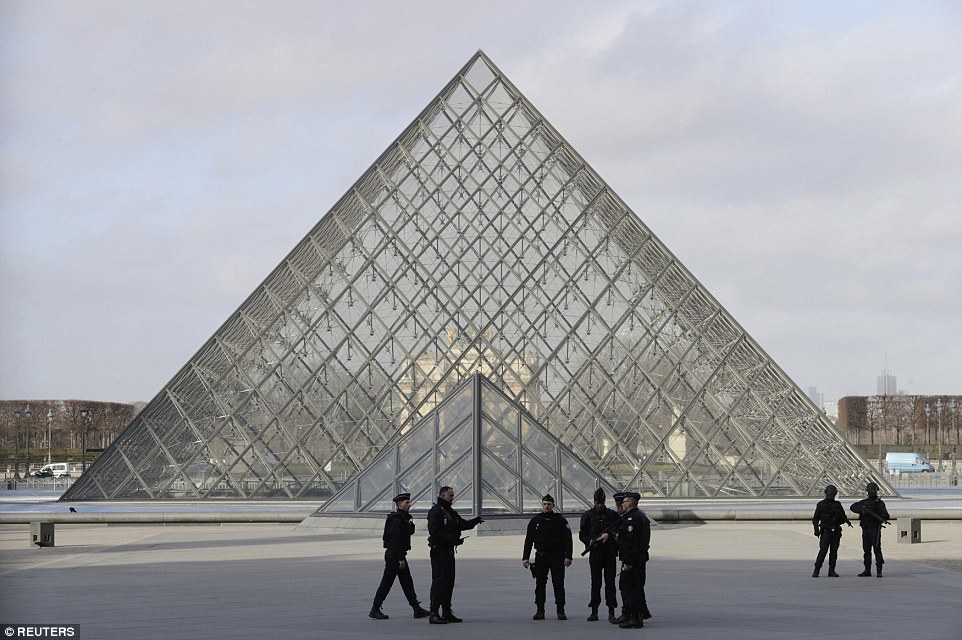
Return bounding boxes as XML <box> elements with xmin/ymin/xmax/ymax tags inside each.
<box><xmin>522</xmin><ymin>559</ymin><xmax>530</xmax><ymax>568</ymax></box>
<box><xmin>398</xmin><ymin>559</ymin><xmax>406</xmax><ymax>569</ymax></box>
<box><xmin>596</xmin><ymin>533</ymin><xmax>609</xmax><ymax>543</ymax></box>
<box><xmin>622</xmin><ymin>563</ymin><xmax>632</xmax><ymax>572</ymax></box>
<box><xmin>814</xmin><ymin>527</ymin><xmax>820</xmax><ymax>537</ymax></box>
<box><xmin>563</xmin><ymin>558</ymin><xmax>572</xmax><ymax>567</ymax></box>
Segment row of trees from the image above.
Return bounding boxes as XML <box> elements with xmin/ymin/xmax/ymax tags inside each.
<box><xmin>0</xmin><ymin>400</ymin><xmax>141</xmax><ymax>473</ymax></box>
<box><xmin>837</xmin><ymin>395</ymin><xmax>961</xmax><ymax>451</ymax></box>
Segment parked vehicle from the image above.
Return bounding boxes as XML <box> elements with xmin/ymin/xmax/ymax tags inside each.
<box><xmin>885</xmin><ymin>452</ymin><xmax>934</xmax><ymax>474</ymax></box>
<box><xmin>31</xmin><ymin>462</ymin><xmax>71</xmax><ymax>478</ymax></box>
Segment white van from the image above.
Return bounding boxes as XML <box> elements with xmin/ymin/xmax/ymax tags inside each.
<box><xmin>885</xmin><ymin>452</ymin><xmax>934</xmax><ymax>474</ymax></box>
<box><xmin>32</xmin><ymin>462</ymin><xmax>71</xmax><ymax>478</ymax></box>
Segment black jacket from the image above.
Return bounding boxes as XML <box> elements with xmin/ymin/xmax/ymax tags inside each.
<box><xmin>427</xmin><ymin>498</ymin><xmax>481</xmax><ymax>549</ymax></box>
<box><xmin>850</xmin><ymin>496</ymin><xmax>890</xmax><ymax>528</ymax></box>
<box><xmin>579</xmin><ymin>505</ymin><xmax>619</xmax><ymax>551</ymax></box>
<box><xmin>812</xmin><ymin>499</ymin><xmax>850</xmax><ymax>532</ymax></box>
<box><xmin>523</xmin><ymin>511</ymin><xmax>573</xmax><ymax>560</ymax></box>
<box><xmin>383</xmin><ymin>510</ymin><xmax>415</xmax><ymax>560</ymax></box>
<box><xmin>615</xmin><ymin>507</ymin><xmax>650</xmax><ymax>566</ymax></box>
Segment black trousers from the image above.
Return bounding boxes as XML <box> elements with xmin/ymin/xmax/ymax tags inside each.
<box><xmin>861</xmin><ymin>526</ymin><xmax>884</xmax><ymax>565</ymax></box>
<box><xmin>814</xmin><ymin>529</ymin><xmax>841</xmax><ymax>569</ymax></box>
<box><xmin>619</xmin><ymin>561</ymin><xmax>647</xmax><ymax>613</ymax></box>
<box><xmin>587</xmin><ymin>545</ymin><xmax>618</xmax><ymax>609</ymax></box>
<box><xmin>373</xmin><ymin>552</ymin><xmax>419</xmax><ymax>607</ymax></box>
<box><xmin>533</xmin><ymin>550</ymin><xmax>566</xmax><ymax>610</ymax></box>
<box><xmin>429</xmin><ymin>546</ymin><xmax>456</xmax><ymax>612</ymax></box>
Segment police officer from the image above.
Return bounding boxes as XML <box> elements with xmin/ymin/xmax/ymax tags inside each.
<box><xmin>811</xmin><ymin>484</ymin><xmax>852</xmax><ymax>578</ymax></box>
<box><xmin>613</xmin><ymin>491</ymin><xmax>650</xmax><ymax>629</ymax></box>
<box><xmin>426</xmin><ymin>486</ymin><xmax>483</xmax><ymax>624</ymax></box>
<box><xmin>522</xmin><ymin>494</ymin><xmax>573</xmax><ymax>620</ymax></box>
<box><xmin>369</xmin><ymin>493</ymin><xmax>431</xmax><ymax>619</ymax></box>
<box><xmin>579</xmin><ymin>488</ymin><xmax>619</xmax><ymax>621</ymax></box>
<box><xmin>850</xmin><ymin>481</ymin><xmax>890</xmax><ymax>577</ymax></box>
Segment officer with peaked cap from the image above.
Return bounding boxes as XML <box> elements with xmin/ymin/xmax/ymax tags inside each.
<box><xmin>579</xmin><ymin>487</ymin><xmax>619</xmax><ymax>621</ymax></box>
<box><xmin>611</xmin><ymin>491</ymin><xmax>651</xmax><ymax>629</ymax></box>
<box><xmin>523</xmin><ymin>494</ymin><xmax>573</xmax><ymax>620</ymax></box>
<box><xmin>850</xmin><ymin>481</ymin><xmax>890</xmax><ymax>577</ymax></box>
<box><xmin>369</xmin><ymin>493</ymin><xmax>431</xmax><ymax>620</ymax></box>
<box><xmin>811</xmin><ymin>484</ymin><xmax>852</xmax><ymax>577</ymax></box>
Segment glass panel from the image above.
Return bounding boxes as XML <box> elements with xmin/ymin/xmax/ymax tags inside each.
<box><xmin>359</xmin><ymin>455</ymin><xmax>394</xmax><ymax>505</ymax></box>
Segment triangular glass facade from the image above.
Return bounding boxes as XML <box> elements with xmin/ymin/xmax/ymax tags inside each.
<box><xmin>311</xmin><ymin>373</ymin><xmax>617</xmax><ymax>516</ymax></box>
<box><xmin>62</xmin><ymin>51</ymin><xmax>892</xmax><ymax>502</ymax></box>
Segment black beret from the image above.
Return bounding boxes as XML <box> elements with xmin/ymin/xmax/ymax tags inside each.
<box><xmin>541</xmin><ymin>494</ymin><xmax>555</xmax><ymax>503</ymax></box>
<box><xmin>593</xmin><ymin>487</ymin><xmax>606</xmax><ymax>502</ymax></box>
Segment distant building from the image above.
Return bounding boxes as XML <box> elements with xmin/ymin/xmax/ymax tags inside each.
<box><xmin>807</xmin><ymin>386</ymin><xmax>824</xmax><ymax>410</ymax></box>
<box><xmin>877</xmin><ymin>371</ymin><xmax>897</xmax><ymax>396</ymax></box>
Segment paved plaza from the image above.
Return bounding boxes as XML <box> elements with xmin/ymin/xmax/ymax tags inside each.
<box><xmin>2</xmin><ymin>513</ymin><xmax>961</xmax><ymax>640</ymax></box>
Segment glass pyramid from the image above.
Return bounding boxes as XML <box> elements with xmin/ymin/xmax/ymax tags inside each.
<box><xmin>310</xmin><ymin>373</ymin><xmax>617</xmax><ymax>517</ymax></box>
<box><xmin>62</xmin><ymin>51</ymin><xmax>892</xmax><ymax>501</ymax></box>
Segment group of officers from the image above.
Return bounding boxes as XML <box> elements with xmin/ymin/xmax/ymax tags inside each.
<box><xmin>368</xmin><ymin>485</ymin><xmax>651</xmax><ymax>629</ymax></box>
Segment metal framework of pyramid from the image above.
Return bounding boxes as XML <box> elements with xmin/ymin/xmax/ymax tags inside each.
<box><xmin>311</xmin><ymin>373</ymin><xmax>618</xmax><ymax>517</ymax></box>
<box><xmin>62</xmin><ymin>51</ymin><xmax>893</xmax><ymax>502</ymax></box>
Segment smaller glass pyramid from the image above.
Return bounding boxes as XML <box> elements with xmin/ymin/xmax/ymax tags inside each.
<box><xmin>309</xmin><ymin>373</ymin><xmax>617</xmax><ymax>517</ymax></box>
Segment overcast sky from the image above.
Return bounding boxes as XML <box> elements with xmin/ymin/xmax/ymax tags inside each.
<box><xmin>1</xmin><ymin>1</ymin><xmax>960</xmax><ymax>406</ymax></box>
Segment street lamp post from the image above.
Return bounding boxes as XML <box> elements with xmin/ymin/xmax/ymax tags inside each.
<box><xmin>924</xmin><ymin>404</ymin><xmax>932</xmax><ymax>457</ymax></box>
<box><xmin>47</xmin><ymin>409</ymin><xmax>54</xmax><ymax>465</ymax></box>
<box><xmin>936</xmin><ymin>399</ymin><xmax>945</xmax><ymax>472</ymax></box>
<box><xmin>12</xmin><ymin>406</ymin><xmax>21</xmax><ymax>480</ymax></box>
<box><xmin>24</xmin><ymin>405</ymin><xmax>32</xmax><ymax>477</ymax></box>
<box><xmin>79</xmin><ymin>407</ymin><xmax>90</xmax><ymax>474</ymax></box>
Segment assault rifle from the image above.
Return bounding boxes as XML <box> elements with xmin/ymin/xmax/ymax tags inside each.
<box><xmin>852</xmin><ymin>502</ymin><xmax>890</xmax><ymax>527</ymax></box>
<box><xmin>580</xmin><ymin>510</ymin><xmax>631</xmax><ymax>556</ymax></box>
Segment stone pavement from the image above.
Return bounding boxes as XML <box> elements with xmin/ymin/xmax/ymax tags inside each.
<box><xmin>1</xmin><ymin>519</ymin><xmax>960</xmax><ymax>640</ymax></box>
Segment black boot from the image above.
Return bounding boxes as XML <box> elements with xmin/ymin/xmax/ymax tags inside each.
<box><xmin>812</xmin><ymin>565</ymin><xmax>820</xmax><ymax>578</ymax></box>
<box><xmin>640</xmin><ymin>604</ymin><xmax>652</xmax><ymax>620</ymax></box>
<box><xmin>858</xmin><ymin>562</ymin><xmax>872</xmax><ymax>577</ymax></box>
<box><xmin>533</xmin><ymin>608</ymin><xmax>545</xmax><ymax>620</ymax></box>
<box><xmin>587</xmin><ymin>607</ymin><xmax>599</xmax><ymax>622</ymax></box>
<box><xmin>412</xmin><ymin>604</ymin><xmax>430</xmax><ymax>618</ymax></box>
<box><xmin>608</xmin><ymin>607</ymin><xmax>617</xmax><ymax>622</ymax></box>
<box><xmin>827</xmin><ymin>566</ymin><xmax>839</xmax><ymax>577</ymax></box>
<box><xmin>876</xmin><ymin>564</ymin><xmax>883</xmax><ymax>578</ymax></box>
<box><xmin>368</xmin><ymin>605</ymin><xmax>388</xmax><ymax>620</ymax></box>
<box><xmin>442</xmin><ymin>607</ymin><xmax>463</xmax><ymax>623</ymax></box>
<box><xmin>619</xmin><ymin>610</ymin><xmax>642</xmax><ymax>629</ymax></box>
<box><xmin>428</xmin><ymin>611</ymin><xmax>447</xmax><ymax>624</ymax></box>
<box><xmin>557</xmin><ymin>607</ymin><xmax>567</xmax><ymax>620</ymax></box>
<box><xmin>609</xmin><ymin>610</ymin><xmax>625</xmax><ymax>625</ymax></box>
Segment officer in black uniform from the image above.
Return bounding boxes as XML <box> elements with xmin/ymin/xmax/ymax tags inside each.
<box><xmin>426</xmin><ymin>486</ymin><xmax>483</xmax><ymax>624</ymax></box>
<box><xmin>613</xmin><ymin>491</ymin><xmax>650</xmax><ymax>629</ymax></box>
<box><xmin>579</xmin><ymin>488</ymin><xmax>619</xmax><ymax>621</ymax></box>
<box><xmin>522</xmin><ymin>494</ymin><xmax>573</xmax><ymax>620</ymax></box>
<box><xmin>850</xmin><ymin>481</ymin><xmax>890</xmax><ymax>577</ymax></box>
<box><xmin>811</xmin><ymin>484</ymin><xmax>852</xmax><ymax>578</ymax></box>
<box><xmin>369</xmin><ymin>492</ymin><xmax>431</xmax><ymax>620</ymax></box>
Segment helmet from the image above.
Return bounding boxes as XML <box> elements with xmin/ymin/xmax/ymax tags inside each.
<box><xmin>865</xmin><ymin>482</ymin><xmax>879</xmax><ymax>493</ymax></box>
<box><xmin>824</xmin><ymin>484</ymin><xmax>837</xmax><ymax>497</ymax></box>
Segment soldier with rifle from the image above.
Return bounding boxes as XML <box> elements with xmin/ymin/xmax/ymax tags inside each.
<box><xmin>811</xmin><ymin>484</ymin><xmax>852</xmax><ymax>578</ymax></box>
<box><xmin>579</xmin><ymin>488</ymin><xmax>620</xmax><ymax>621</ymax></box>
<box><xmin>850</xmin><ymin>481</ymin><xmax>890</xmax><ymax>577</ymax></box>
